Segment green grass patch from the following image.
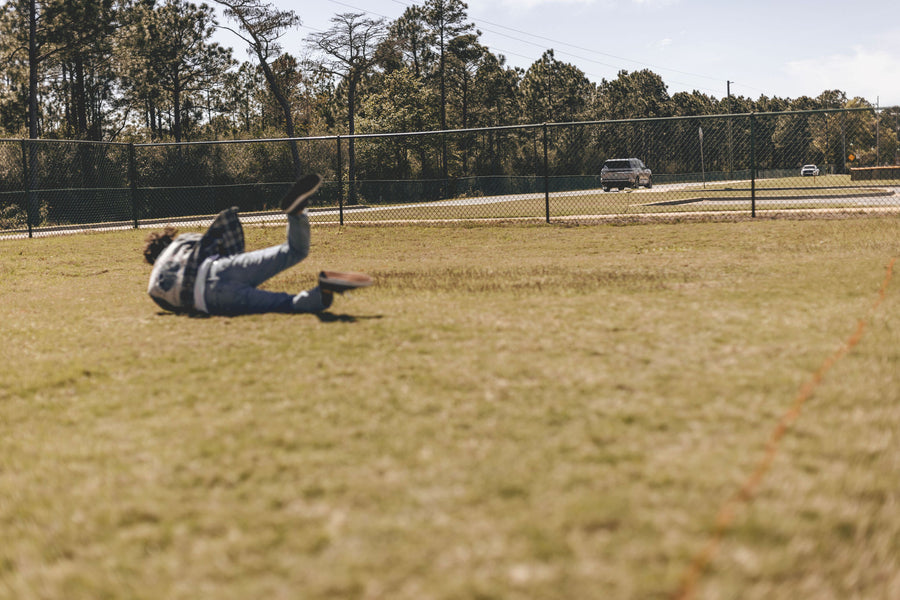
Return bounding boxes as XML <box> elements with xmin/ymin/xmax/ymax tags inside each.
<box><xmin>2</xmin><ymin>218</ymin><xmax>900</xmax><ymax>599</ymax></box>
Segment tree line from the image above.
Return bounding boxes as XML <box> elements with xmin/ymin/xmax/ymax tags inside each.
<box><xmin>0</xmin><ymin>0</ymin><xmax>895</xmax><ymax>174</ymax></box>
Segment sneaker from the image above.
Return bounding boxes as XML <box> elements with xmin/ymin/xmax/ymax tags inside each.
<box><xmin>318</xmin><ymin>271</ymin><xmax>374</xmax><ymax>294</ymax></box>
<box><xmin>279</xmin><ymin>173</ymin><xmax>323</xmax><ymax>215</ymax></box>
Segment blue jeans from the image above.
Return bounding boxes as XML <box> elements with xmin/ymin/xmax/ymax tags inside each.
<box><xmin>204</xmin><ymin>213</ymin><xmax>327</xmax><ymax>315</ymax></box>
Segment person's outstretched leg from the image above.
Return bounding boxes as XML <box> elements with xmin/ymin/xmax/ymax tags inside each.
<box><xmin>203</xmin><ymin>174</ymin><xmax>370</xmax><ymax>315</ymax></box>
<box><xmin>205</xmin><ymin>282</ymin><xmax>329</xmax><ymax>315</ymax></box>
<box><xmin>210</xmin><ymin>172</ymin><xmax>321</xmax><ymax>294</ymax></box>
<box><xmin>209</xmin><ymin>211</ymin><xmax>310</xmax><ymax>288</ymax></box>
<box><xmin>205</xmin><ymin>211</ymin><xmax>327</xmax><ymax>314</ymax></box>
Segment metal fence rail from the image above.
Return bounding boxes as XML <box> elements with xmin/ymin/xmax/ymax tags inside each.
<box><xmin>1</xmin><ymin>107</ymin><xmax>898</xmax><ymax>238</ymax></box>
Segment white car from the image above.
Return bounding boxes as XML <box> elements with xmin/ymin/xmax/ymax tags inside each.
<box><xmin>800</xmin><ymin>164</ymin><xmax>820</xmax><ymax>176</ymax></box>
<box><xmin>601</xmin><ymin>158</ymin><xmax>652</xmax><ymax>191</ymax></box>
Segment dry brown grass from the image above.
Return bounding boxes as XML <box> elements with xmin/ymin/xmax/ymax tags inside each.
<box><xmin>1</xmin><ymin>217</ymin><xmax>899</xmax><ymax>599</ymax></box>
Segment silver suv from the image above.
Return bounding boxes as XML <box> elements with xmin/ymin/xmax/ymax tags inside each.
<box><xmin>601</xmin><ymin>158</ymin><xmax>652</xmax><ymax>191</ymax></box>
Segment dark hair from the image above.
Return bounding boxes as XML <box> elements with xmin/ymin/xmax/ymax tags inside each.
<box><xmin>143</xmin><ymin>227</ymin><xmax>179</xmax><ymax>264</ymax></box>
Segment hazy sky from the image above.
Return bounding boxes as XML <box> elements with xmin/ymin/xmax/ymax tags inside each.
<box><xmin>213</xmin><ymin>0</ymin><xmax>900</xmax><ymax>106</ymax></box>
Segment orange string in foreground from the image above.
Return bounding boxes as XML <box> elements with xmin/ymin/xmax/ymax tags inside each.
<box><xmin>673</xmin><ymin>257</ymin><xmax>896</xmax><ymax>600</ymax></box>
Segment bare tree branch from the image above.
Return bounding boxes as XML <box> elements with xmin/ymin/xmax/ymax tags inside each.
<box><xmin>213</xmin><ymin>0</ymin><xmax>303</xmax><ymax>173</ymax></box>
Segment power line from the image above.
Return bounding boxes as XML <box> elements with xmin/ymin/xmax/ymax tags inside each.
<box><xmin>381</xmin><ymin>0</ymin><xmax>727</xmax><ymax>92</ymax></box>
<box><xmin>325</xmin><ymin>0</ymin><xmax>729</xmax><ymax>96</ymax></box>
<box><xmin>472</xmin><ymin>22</ymin><xmax>722</xmax><ymax>95</ymax></box>
<box><xmin>472</xmin><ymin>12</ymin><xmax>721</xmax><ymax>83</ymax></box>
<box><xmin>326</xmin><ymin>0</ymin><xmax>393</xmax><ymax>20</ymax></box>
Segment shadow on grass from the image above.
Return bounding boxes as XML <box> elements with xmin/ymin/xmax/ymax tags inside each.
<box><xmin>316</xmin><ymin>312</ymin><xmax>383</xmax><ymax>323</ymax></box>
<box><xmin>155</xmin><ymin>311</ymin><xmax>383</xmax><ymax>322</ymax></box>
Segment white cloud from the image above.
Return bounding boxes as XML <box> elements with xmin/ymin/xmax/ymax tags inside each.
<box><xmin>784</xmin><ymin>46</ymin><xmax>900</xmax><ymax>105</ymax></box>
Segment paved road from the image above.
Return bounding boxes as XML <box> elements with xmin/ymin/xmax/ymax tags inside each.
<box><xmin>2</xmin><ymin>180</ymin><xmax>897</xmax><ymax>240</ymax></box>
<box><xmin>354</xmin><ymin>179</ymin><xmax>900</xmax><ymax>210</ymax></box>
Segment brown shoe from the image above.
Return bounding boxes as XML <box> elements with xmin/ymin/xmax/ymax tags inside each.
<box><xmin>318</xmin><ymin>271</ymin><xmax>374</xmax><ymax>294</ymax></box>
<box><xmin>280</xmin><ymin>173</ymin><xmax>322</xmax><ymax>215</ymax></box>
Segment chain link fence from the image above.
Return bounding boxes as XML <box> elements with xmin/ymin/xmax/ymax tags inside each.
<box><xmin>2</xmin><ymin>107</ymin><xmax>898</xmax><ymax>239</ymax></box>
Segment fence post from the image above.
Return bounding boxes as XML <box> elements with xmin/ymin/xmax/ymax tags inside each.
<box><xmin>128</xmin><ymin>142</ymin><xmax>139</xmax><ymax>229</ymax></box>
<box><xmin>750</xmin><ymin>113</ymin><xmax>757</xmax><ymax>218</ymax></box>
<box><xmin>543</xmin><ymin>123</ymin><xmax>550</xmax><ymax>223</ymax></box>
<box><xmin>337</xmin><ymin>135</ymin><xmax>344</xmax><ymax>226</ymax></box>
<box><xmin>841</xmin><ymin>111</ymin><xmax>847</xmax><ymax>174</ymax></box>
<box><xmin>21</xmin><ymin>140</ymin><xmax>32</xmax><ymax>238</ymax></box>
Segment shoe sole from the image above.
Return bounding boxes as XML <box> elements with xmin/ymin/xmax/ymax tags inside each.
<box><xmin>319</xmin><ymin>271</ymin><xmax>374</xmax><ymax>293</ymax></box>
<box><xmin>280</xmin><ymin>174</ymin><xmax>323</xmax><ymax>214</ymax></box>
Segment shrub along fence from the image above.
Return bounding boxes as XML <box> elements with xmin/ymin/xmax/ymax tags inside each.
<box><xmin>1</xmin><ymin>106</ymin><xmax>898</xmax><ymax>238</ymax></box>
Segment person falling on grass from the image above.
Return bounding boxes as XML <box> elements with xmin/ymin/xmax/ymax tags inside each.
<box><xmin>143</xmin><ymin>173</ymin><xmax>372</xmax><ymax>316</ymax></box>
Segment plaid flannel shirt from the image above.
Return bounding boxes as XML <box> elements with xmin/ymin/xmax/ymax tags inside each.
<box><xmin>149</xmin><ymin>207</ymin><xmax>245</xmax><ymax>313</ymax></box>
<box><xmin>177</xmin><ymin>207</ymin><xmax>245</xmax><ymax>309</ymax></box>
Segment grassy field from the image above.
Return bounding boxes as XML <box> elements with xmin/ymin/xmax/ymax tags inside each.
<box><xmin>1</xmin><ymin>216</ymin><xmax>899</xmax><ymax>599</ymax></box>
